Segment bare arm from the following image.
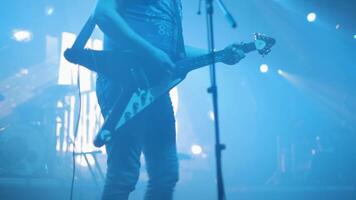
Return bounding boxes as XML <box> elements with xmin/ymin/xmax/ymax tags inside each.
<box><xmin>184</xmin><ymin>45</ymin><xmax>208</xmax><ymax>58</ymax></box>
<box><xmin>93</xmin><ymin>0</ymin><xmax>155</xmax><ymax>54</ymax></box>
<box><xmin>93</xmin><ymin>0</ymin><xmax>174</xmax><ymax>71</ymax></box>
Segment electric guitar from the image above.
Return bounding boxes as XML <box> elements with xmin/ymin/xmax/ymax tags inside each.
<box><xmin>64</xmin><ymin>33</ymin><xmax>276</xmax><ymax>147</ymax></box>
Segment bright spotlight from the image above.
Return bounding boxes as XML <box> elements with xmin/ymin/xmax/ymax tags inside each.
<box><xmin>45</xmin><ymin>6</ymin><xmax>54</xmax><ymax>16</ymax></box>
<box><xmin>307</xmin><ymin>12</ymin><xmax>316</xmax><ymax>22</ymax></box>
<box><xmin>353</xmin><ymin>34</ymin><xmax>356</xmax><ymax>39</ymax></box>
<box><xmin>191</xmin><ymin>144</ymin><xmax>203</xmax><ymax>155</ymax></box>
<box><xmin>278</xmin><ymin>69</ymin><xmax>283</xmax><ymax>75</ymax></box>
<box><xmin>12</xmin><ymin>29</ymin><xmax>32</xmax><ymax>42</ymax></box>
<box><xmin>20</xmin><ymin>68</ymin><xmax>29</xmax><ymax>75</ymax></box>
<box><xmin>260</xmin><ymin>64</ymin><xmax>269</xmax><ymax>73</ymax></box>
<box><xmin>311</xmin><ymin>149</ymin><xmax>316</xmax><ymax>155</ymax></box>
<box><xmin>208</xmin><ymin>110</ymin><xmax>215</xmax><ymax>121</ymax></box>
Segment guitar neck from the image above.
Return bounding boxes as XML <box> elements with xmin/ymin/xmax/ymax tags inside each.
<box><xmin>176</xmin><ymin>42</ymin><xmax>256</xmax><ymax>73</ymax></box>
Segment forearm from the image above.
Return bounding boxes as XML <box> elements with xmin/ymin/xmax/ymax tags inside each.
<box><xmin>185</xmin><ymin>45</ymin><xmax>208</xmax><ymax>58</ymax></box>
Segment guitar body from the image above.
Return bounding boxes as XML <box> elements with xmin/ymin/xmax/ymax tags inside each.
<box><xmin>93</xmin><ymin>68</ymin><xmax>185</xmax><ymax>147</ymax></box>
<box><xmin>65</xmin><ymin>48</ymin><xmax>189</xmax><ymax>147</ymax></box>
<box><xmin>64</xmin><ymin>33</ymin><xmax>276</xmax><ymax>147</ymax></box>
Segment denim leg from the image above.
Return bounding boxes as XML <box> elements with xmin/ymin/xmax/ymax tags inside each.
<box><xmin>143</xmin><ymin>105</ymin><xmax>179</xmax><ymax>200</ymax></box>
<box><xmin>101</xmin><ymin>127</ymin><xmax>143</xmax><ymax>200</ymax></box>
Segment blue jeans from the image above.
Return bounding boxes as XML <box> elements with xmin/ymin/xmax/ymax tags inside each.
<box><xmin>101</xmin><ymin>95</ymin><xmax>179</xmax><ymax>200</ymax></box>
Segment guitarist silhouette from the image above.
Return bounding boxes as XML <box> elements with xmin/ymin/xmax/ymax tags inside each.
<box><xmin>64</xmin><ymin>0</ymin><xmax>251</xmax><ymax>199</ymax></box>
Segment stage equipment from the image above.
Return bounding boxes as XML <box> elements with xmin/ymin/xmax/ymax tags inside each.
<box><xmin>205</xmin><ymin>1</ymin><xmax>230</xmax><ymax>198</ymax></box>
<box><xmin>203</xmin><ymin>0</ymin><xmax>239</xmax><ymax>199</ymax></box>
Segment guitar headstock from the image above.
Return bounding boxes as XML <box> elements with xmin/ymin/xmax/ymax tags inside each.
<box><xmin>212</xmin><ymin>33</ymin><xmax>276</xmax><ymax>65</ymax></box>
<box><xmin>254</xmin><ymin>33</ymin><xmax>276</xmax><ymax>56</ymax></box>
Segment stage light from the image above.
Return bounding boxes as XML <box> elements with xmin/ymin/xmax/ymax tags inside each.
<box><xmin>278</xmin><ymin>69</ymin><xmax>283</xmax><ymax>75</ymax></box>
<box><xmin>12</xmin><ymin>29</ymin><xmax>32</xmax><ymax>42</ymax></box>
<box><xmin>15</xmin><ymin>68</ymin><xmax>29</xmax><ymax>78</ymax></box>
<box><xmin>191</xmin><ymin>144</ymin><xmax>203</xmax><ymax>155</ymax></box>
<box><xmin>307</xmin><ymin>12</ymin><xmax>316</xmax><ymax>22</ymax></box>
<box><xmin>208</xmin><ymin>110</ymin><xmax>215</xmax><ymax>121</ymax></box>
<box><xmin>311</xmin><ymin>149</ymin><xmax>316</xmax><ymax>155</ymax></box>
<box><xmin>353</xmin><ymin>34</ymin><xmax>356</xmax><ymax>39</ymax></box>
<box><xmin>45</xmin><ymin>6</ymin><xmax>54</xmax><ymax>16</ymax></box>
<box><xmin>260</xmin><ymin>64</ymin><xmax>269</xmax><ymax>73</ymax></box>
<box><xmin>20</xmin><ymin>68</ymin><xmax>29</xmax><ymax>75</ymax></box>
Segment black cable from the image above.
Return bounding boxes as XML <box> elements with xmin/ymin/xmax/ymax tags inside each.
<box><xmin>70</xmin><ymin>65</ymin><xmax>82</xmax><ymax>200</ymax></box>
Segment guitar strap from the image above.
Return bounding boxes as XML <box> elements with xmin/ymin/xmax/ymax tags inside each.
<box><xmin>71</xmin><ymin>16</ymin><xmax>96</xmax><ymax>50</ymax></box>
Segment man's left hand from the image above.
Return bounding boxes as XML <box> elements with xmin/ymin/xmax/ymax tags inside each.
<box><xmin>222</xmin><ymin>43</ymin><xmax>246</xmax><ymax>65</ymax></box>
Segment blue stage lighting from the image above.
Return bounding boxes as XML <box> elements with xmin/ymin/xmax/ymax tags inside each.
<box><xmin>208</xmin><ymin>110</ymin><xmax>215</xmax><ymax>121</ymax></box>
<box><xmin>191</xmin><ymin>145</ymin><xmax>203</xmax><ymax>155</ymax></box>
<box><xmin>12</xmin><ymin>29</ymin><xmax>32</xmax><ymax>42</ymax></box>
<box><xmin>278</xmin><ymin>69</ymin><xmax>283</xmax><ymax>75</ymax></box>
<box><xmin>307</xmin><ymin>12</ymin><xmax>316</xmax><ymax>22</ymax></box>
<box><xmin>260</xmin><ymin>64</ymin><xmax>269</xmax><ymax>73</ymax></box>
<box><xmin>45</xmin><ymin>6</ymin><xmax>54</xmax><ymax>16</ymax></box>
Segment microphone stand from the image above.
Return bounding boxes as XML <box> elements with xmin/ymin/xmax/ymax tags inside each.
<box><xmin>203</xmin><ymin>0</ymin><xmax>236</xmax><ymax>199</ymax></box>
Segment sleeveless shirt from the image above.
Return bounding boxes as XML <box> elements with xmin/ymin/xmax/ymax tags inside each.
<box><xmin>96</xmin><ymin>0</ymin><xmax>185</xmax><ymax>115</ymax></box>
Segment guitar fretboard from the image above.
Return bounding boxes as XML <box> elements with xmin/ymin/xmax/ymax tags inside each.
<box><xmin>176</xmin><ymin>42</ymin><xmax>256</xmax><ymax>73</ymax></box>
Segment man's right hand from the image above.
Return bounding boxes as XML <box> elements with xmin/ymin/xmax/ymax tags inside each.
<box><xmin>147</xmin><ymin>47</ymin><xmax>176</xmax><ymax>76</ymax></box>
<box><xmin>94</xmin><ymin>0</ymin><xmax>175</xmax><ymax>77</ymax></box>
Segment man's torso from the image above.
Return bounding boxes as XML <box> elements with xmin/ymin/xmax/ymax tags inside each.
<box><xmin>96</xmin><ymin>0</ymin><xmax>184</xmax><ymax>116</ymax></box>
